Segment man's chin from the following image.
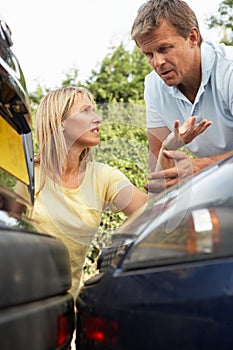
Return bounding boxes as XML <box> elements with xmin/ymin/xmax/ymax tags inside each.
<box><xmin>163</xmin><ymin>79</ymin><xmax>176</xmax><ymax>87</ymax></box>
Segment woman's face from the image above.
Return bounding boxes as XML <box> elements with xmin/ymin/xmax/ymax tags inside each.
<box><xmin>63</xmin><ymin>92</ymin><xmax>102</xmax><ymax>149</ymax></box>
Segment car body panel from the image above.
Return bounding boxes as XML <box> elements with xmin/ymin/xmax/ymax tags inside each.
<box><xmin>77</xmin><ymin>259</ymin><xmax>233</xmax><ymax>349</ymax></box>
<box><xmin>76</xmin><ymin>156</ymin><xmax>233</xmax><ymax>350</ymax></box>
<box><xmin>0</xmin><ymin>294</ymin><xmax>74</xmax><ymax>350</ymax></box>
<box><xmin>0</xmin><ymin>223</ymin><xmax>71</xmax><ymax>308</ymax></box>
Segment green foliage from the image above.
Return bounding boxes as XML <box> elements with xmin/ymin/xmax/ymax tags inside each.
<box><xmin>29</xmin><ymin>84</ymin><xmax>49</xmax><ymax>113</ymax></box>
<box><xmin>61</xmin><ymin>66</ymin><xmax>83</xmax><ymax>88</ymax></box>
<box><xmin>206</xmin><ymin>0</ymin><xmax>233</xmax><ymax>44</ymax></box>
<box><xmin>93</xmin><ymin>102</ymin><xmax>149</xmax><ymax>188</ymax></box>
<box><xmin>85</xmin><ymin>42</ymin><xmax>151</xmax><ymax>104</ymax></box>
<box><xmin>84</xmin><ymin>103</ymin><xmax>149</xmax><ymax>279</ymax></box>
<box><xmin>83</xmin><ymin>209</ymin><xmax>126</xmax><ymax>277</ymax></box>
<box><xmin>0</xmin><ymin>169</ymin><xmax>16</xmax><ymax>189</ymax></box>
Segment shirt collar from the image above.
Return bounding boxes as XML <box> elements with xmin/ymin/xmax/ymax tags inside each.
<box><xmin>200</xmin><ymin>41</ymin><xmax>215</xmax><ymax>86</ymax></box>
<box><xmin>167</xmin><ymin>41</ymin><xmax>215</xmax><ymax>100</ymax></box>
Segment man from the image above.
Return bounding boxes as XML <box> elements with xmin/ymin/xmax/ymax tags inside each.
<box><xmin>131</xmin><ymin>0</ymin><xmax>233</xmax><ymax>192</ymax></box>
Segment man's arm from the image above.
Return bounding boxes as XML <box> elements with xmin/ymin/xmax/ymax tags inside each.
<box><xmin>155</xmin><ymin>117</ymin><xmax>212</xmax><ymax>171</ymax></box>
<box><xmin>191</xmin><ymin>150</ymin><xmax>233</xmax><ymax>173</ymax></box>
<box><xmin>146</xmin><ymin>149</ymin><xmax>233</xmax><ymax>193</ymax></box>
<box><xmin>147</xmin><ymin>126</ymin><xmax>170</xmax><ymax>171</ymax></box>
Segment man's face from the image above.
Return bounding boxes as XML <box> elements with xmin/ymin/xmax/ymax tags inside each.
<box><xmin>136</xmin><ymin>20</ymin><xmax>199</xmax><ymax>87</ymax></box>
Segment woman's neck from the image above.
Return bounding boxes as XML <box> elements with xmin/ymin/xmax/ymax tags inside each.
<box><xmin>61</xmin><ymin>148</ymin><xmax>87</xmax><ymax>188</ymax></box>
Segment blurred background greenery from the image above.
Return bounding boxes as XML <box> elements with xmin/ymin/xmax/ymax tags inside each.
<box><xmin>12</xmin><ymin>0</ymin><xmax>233</xmax><ymax>278</ymax></box>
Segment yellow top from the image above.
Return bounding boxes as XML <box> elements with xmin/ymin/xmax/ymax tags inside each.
<box><xmin>16</xmin><ymin>160</ymin><xmax>132</xmax><ymax>296</ymax></box>
<box><xmin>30</xmin><ymin>160</ymin><xmax>130</xmax><ymax>241</ymax></box>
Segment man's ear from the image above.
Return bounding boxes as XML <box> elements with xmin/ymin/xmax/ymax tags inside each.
<box><xmin>189</xmin><ymin>27</ymin><xmax>199</xmax><ymax>47</ymax></box>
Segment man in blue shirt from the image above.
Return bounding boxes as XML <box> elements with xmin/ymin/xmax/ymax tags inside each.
<box><xmin>131</xmin><ymin>0</ymin><xmax>233</xmax><ymax>192</ymax></box>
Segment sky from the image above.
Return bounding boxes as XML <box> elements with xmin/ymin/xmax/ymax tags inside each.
<box><xmin>1</xmin><ymin>0</ymin><xmax>222</xmax><ymax>92</ymax></box>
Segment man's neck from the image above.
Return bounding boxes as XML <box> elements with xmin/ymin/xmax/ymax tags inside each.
<box><xmin>177</xmin><ymin>81</ymin><xmax>200</xmax><ymax>104</ymax></box>
<box><xmin>177</xmin><ymin>48</ymin><xmax>202</xmax><ymax>104</ymax></box>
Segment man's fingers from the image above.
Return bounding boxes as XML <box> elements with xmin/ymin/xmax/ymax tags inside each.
<box><xmin>162</xmin><ymin>150</ymin><xmax>193</xmax><ymax>178</ymax></box>
<box><xmin>145</xmin><ymin>180</ymin><xmax>167</xmax><ymax>193</ymax></box>
<box><xmin>146</xmin><ymin>150</ymin><xmax>195</xmax><ymax>193</ymax></box>
<box><xmin>162</xmin><ymin>149</ymin><xmax>188</xmax><ymax>161</ymax></box>
<box><xmin>179</xmin><ymin>116</ymin><xmax>196</xmax><ymax>134</ymax></box>
<box><xmin>173</xmin><ymin>120</ymin><xmax>180</xmax><ymax>136</ymax></box>
<box><xmin>148</xmin><ymin>166</ymin><xmax>178</xmax><ymax>180</ymax></box>
<box><xmin>194</xmin><ymin>119</ymin><xmax>212</xmax><ymax>135</ymax></box>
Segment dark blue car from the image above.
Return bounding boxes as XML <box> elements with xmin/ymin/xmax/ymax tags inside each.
<box><xmin>76</xmin><ymin>155</ymin><xmax>233</xmax><ymax>350</ymax></box>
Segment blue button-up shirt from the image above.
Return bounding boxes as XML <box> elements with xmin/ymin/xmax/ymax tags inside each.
<box><xmin>145</xmin><ymin>41</ymin><xmax>233</xmax><ymax>157</ymax></box>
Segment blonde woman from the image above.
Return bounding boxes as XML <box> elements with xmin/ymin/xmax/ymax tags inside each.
<box><xmin>15</xmin><ymin>86</ymin><xmax>209</xmax><ymax>297</ymax></box>
<box><xmin>17</xmin><ymin>86</ymin><xmax>147</xmax><ymax>297</ymax></box>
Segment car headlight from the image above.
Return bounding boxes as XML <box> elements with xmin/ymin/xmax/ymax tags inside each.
<box><xmin>122</xmin><ymin>206</ymin><xmax>232</xmax><ymax>271</ymax></box>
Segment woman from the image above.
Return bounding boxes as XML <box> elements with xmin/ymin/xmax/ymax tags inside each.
<box><xmin>19</xmin><ymin>86</ymin><xmax>147</xmax><ymax>297</ymax></box>
<box><xmin>16</xmin><ymin>86</ymin><xmax>210</xmax><ymax>297</ymax></box>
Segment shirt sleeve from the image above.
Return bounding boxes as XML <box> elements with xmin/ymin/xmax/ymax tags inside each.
<box><xmin>98</xmin><ymin>164</ymin><xmax>133</xmax><ymax>213</ymax></box>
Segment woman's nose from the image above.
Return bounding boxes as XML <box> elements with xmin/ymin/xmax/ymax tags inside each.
<box><xmin>92</xmin><ymin>113</ymin><xmax>102</xmax><ymax>124</ymax></box>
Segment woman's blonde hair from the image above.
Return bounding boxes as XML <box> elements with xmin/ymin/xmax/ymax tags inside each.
<box><xmin>35</xmin><ymin>86</ymin><xmax>94</xmax><ymax>191</ymax></box>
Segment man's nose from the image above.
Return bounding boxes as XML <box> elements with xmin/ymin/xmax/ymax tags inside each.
<box><xmin>151</xmin><ymin>53</ymin><xmax>166</xmax><ymax>68</ymax></box>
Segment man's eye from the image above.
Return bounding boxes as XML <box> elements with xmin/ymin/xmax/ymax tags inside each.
<box><xmin>159</xmin><ymin>46</ymin><xmax>171</xmax><ymax>54</ymax></box>
<box><xmin>145</xmin><ymin>52</ymin><xmax>153</xmax><ymax>59</ymax></box>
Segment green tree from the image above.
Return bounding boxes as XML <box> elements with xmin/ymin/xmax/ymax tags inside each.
<box><xmin>29</xmin><ymin>67</ymin><xmax>83</xmax><ymax>108</ymax></box>
<box><xmin>61</xmin><ymin>66</ymin><xmax>83</xmax><ymax>88</ymax></box>
<box><xmin>129</xmin><ymin>45</ymin><xmax>152</xmax><ymax>102</ymax></box>
<box><xmin>29</xmin><ymin>84</ymin><xmax>49</xmax><ymax>113</ymax></box>
<box><xmin>85</xmin><ymin>42</ymin><xmax>151</xmax><ymax>104</ymax></box>
<box><xmin>206</xmin><ymin>0</ymin><xmax>233</xmax><ymax>44</ymax></box>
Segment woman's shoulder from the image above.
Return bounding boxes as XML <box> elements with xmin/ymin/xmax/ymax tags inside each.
<box><xmin>87</xmin><ymin>160</ymin><xmax>113</xmax><ymax>174</ymax></box>
<box><xmin>86</xmin><ymin>160</ymin><xmax>129</xmax><ymax>183</ymax></box>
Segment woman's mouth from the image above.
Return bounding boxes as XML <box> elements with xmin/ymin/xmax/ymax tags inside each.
<box><xmin>91</xmin><ymin>127</ymin><xmax>99</xmax><ymax>134</ymax></box>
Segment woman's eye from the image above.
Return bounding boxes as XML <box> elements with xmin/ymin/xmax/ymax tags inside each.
<box><xmin>82</xmin><ymin>108</ymin><xmax>90</xmax><ymax>113</ymax></box>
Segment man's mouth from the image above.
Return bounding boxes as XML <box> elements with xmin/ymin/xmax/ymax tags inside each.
<box><xmin>160</xmin><ymin>69</ymin><xmax>173</xmax><ymax>77</ymax></box>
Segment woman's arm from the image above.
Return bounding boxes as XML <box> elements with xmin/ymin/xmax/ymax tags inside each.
<box><xmin>113</xmin><ymin>185</ymin><xmax>147</xmax><ymax>216</ymax></box>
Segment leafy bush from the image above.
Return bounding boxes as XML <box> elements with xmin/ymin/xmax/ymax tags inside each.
<box><xmin>83</xmin><ymin>102</ymin><xmax>149</xmax><ymax>279</ymax></box>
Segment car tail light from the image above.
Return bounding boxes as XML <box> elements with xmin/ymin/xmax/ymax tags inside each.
<box><xmin>83</xmin><ymin>316</ymin><xmax>118</xmax><ymax>345</ymax></box>
<box><xmin>56</xmin><ymin>314</ymin><xmax>70</xmax><ymax>347</ymax></box>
